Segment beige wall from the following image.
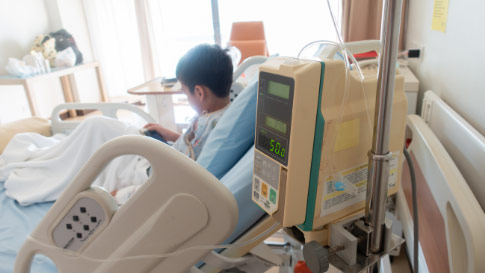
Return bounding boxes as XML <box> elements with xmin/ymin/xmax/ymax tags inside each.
<box><xmin>406</xmin><ymin>0</ymin><xmax>485</xmax><ymax>135</ymax></box>
<box><xmin>0</xmin><ymin>0</ymin><xmax>56</xmax><ymax>122</ymax></box>
<box><xmin>0</xmin><ymin>0</ymin><xmax>100</xmax><ymax>123</ymax></box>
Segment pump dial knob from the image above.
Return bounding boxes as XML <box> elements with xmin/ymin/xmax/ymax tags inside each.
<box><xmin>303</xmin><ymin>241</ymin><xmax>330</xmax><ymax>273</ymax></box>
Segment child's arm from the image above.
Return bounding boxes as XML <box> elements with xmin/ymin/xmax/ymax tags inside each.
<box><xmin>143</xmin><ymin>123</ymin><xmax>181</xmax><ymax>142</ymax></box>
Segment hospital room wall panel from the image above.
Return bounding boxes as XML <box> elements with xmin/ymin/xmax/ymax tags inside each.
<box><xmin>28</xmin><ymin>80</ymin><xmax>66</xmax><ymax>118</ymax></box>
<box><xmin>0</xmin><ymin>0</ymin><xmax>106</xmax><ymax>122</ymax></box>
<box><xmin>0</xmin><ymin>0</ymin><xmax>51</xmax><ymax>75</ymax></box>
<box><xmin>405</xmin><ymin>0</ymin><xmax>485</xmax><ymax>136</ymax></box>
<box><xmin>0</xmin><ymin>0</ymin><xmax>51</xmax><ymax>122</ymax></box>
<box><xmin>0</xmin><ymin>86</ymin><xmax>31</xmax><ymax>123</ymax></box>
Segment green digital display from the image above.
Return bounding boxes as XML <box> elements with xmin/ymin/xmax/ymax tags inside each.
<box><xmin>269</xmin><ymin>139</ymin><xmax>286</xmax><ymax>158</ymax></box>
<box><xmin>265</xmin><ymin>116</ymin><xmax>287</xmax><ymax>134</ymax></box>
<box><xmin>259</xmin><ymin>133</ymin><xmax>286</xmax><ymax>159</ymax></box>
<box><xmin>267</xmin><ymin>80</ymin><xmax>290</xmax><ymax>100</ymax></box>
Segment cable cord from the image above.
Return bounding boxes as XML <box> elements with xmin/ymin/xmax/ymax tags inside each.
<box><xmin>25</xmin><ymin>222</ymin><xmax>280</xmax><ymax>264</ymax></box>
<box><xmin>403</xmin><ymin>147</ymin><xmax>418</xmax><ymax>273</ymax></box>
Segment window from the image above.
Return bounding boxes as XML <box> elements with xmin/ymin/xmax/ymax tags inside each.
<box><xmin>146</xmin><ymin>0</ymin><xmax>216</xmax><ymax>78</ymax></box>
<box><xmin>145</xmin><ymin>0</ymin><xmax>341</xmax><ymax>77</ymax></box>
<box><xmin>82</xmin><ymin>0</ymin><xmax>341</xmax><ymax>127</ymax></box>
<box><xmin>84</xmin><ymin>0</ymin><xmax>341</xmax><ymax>97</ymax></box>
<box><xmin>218</xmin><ymin>0</ymin><xmax>339</xmax><ymax>57</ymax></box>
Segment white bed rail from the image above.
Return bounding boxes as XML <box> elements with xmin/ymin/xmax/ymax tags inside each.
<box><xmin>51</xmin><ymin>103</ymin><xmax>155</xmax><ymax>135</ymax></box>
<box><xmin>229</xmin><ymin>56</ymin><xmax>267</xmax><ymax>102</ymax></box>
<box><xmin>421</xmin><ymin>91</ymin><xmax>485</xmax><ymax>211</ymax></box>
<box><xmin>15</xmin><ymin>135</ymin><xmax>238</xmax><ymax>273</ymax></box>
<box><xmin>398</xmin><ymin>115</ymin><xmax>485</xmax><ymax>273</ymax></box>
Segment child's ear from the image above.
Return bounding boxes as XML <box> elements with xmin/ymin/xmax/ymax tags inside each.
<box><xmin>194</xmin><ymin>85</ymin><xmax>206</xmax><ymax>102</ymax></box>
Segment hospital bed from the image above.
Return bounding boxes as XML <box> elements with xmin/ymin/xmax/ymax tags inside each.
<box><xmin>5</xmin><ymin>37</ymin><xmax>485</xmax><ymax>272</ymax></box>
<box><xmin>0</xmin><ymin>41</ymin><xmax>406</xmax><ymax>272</ymax></box>
<box><xmin>1</xmin><ymin>57</ymin><xmax>283</xmax><ymax>272</ymax></box>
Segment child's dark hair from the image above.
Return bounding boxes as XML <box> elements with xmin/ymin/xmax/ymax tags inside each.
<box><xmin>176</xmin><ymin>44</ymin><xmax>233</xmax><ymax>98</ymax></box>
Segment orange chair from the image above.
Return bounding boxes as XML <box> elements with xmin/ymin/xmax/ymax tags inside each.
<box><xmin>228</xmin><ymin>21</ymin><xmax>269</xmax><ymax>64</ymax></box>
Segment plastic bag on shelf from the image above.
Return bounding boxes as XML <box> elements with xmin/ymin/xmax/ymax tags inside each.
<box><xmin>5</xmin><ymin>58</ymin><xmax>37</xmax><ymax>77</ymax></box>
<box><xmin>54</xmin><ymin>47</ymin><xmax>76</xmax><ymax>68</ymax></box>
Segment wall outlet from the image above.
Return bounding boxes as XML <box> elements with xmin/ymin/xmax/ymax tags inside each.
<box><xmin>407</xmin><ymin>41</ymin><xmax>425</xmax><ymax>62</ymax></box>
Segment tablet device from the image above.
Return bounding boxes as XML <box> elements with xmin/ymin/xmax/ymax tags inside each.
<box><xmin>141</xmin><ymin>129</ymin><xmax>168</xmax><ymax>144</ymax></box>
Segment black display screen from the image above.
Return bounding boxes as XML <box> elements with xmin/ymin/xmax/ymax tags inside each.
<box><xmin>267</xmin><ymin>80</ymin><xmax>290</xmax><ymax>99</ymax></box>
<box><xmin>265</xmin><ymin>115</ymin><xmax>287</xmax><ymax>134</ymax></box>
<box><xmin>256</xmin><ymin>72</ymin><xmax>294</xmax><ymax>166</ymax></box>
<box><xmin>258</xmin><ymin>129</ymin><xmax>288</xmax><ymax>161</ymax></box>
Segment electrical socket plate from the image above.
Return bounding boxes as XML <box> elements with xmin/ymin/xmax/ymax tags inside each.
<box><xmin>407</xmin><ymin>41</ymin><xmax>425</xmax><ymax>62</ymax></box>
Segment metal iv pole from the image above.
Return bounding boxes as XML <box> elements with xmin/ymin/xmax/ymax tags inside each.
<box><xmin>364</xmin><ymin>0</ymin><xmax>403</xmax><ymax>267</ymax></box>
<box><xmin>302</xmin><ymin>1</ymin><xmax>405</xmax><ymax>272</ymax></box>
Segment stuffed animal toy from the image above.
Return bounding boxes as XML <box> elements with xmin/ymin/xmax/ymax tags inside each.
<box><xmin>49</xmin><ymin>29</ymin><xmax>83</xmax><ymax>65</ymax></box>
<box><xmin>31</xmin><ymin>35</ymin><xmax>57</xmax><ymax>66</ymax></box>
<box><xmin>31</xmin><ymin>29</ymin><xmax>83</xmax><ymax>67</ymax></box>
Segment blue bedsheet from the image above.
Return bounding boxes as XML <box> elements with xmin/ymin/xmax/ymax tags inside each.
<box><xmin>0</xmin><ymin>182</ymin><xmax>57</xmax><ymax>273</ymax></box>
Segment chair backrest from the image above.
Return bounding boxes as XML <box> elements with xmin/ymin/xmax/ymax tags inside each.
<box><xmin>228</xmin><ymin>21</ymin><xmax>269</xmax><ymax>64</ymax></box>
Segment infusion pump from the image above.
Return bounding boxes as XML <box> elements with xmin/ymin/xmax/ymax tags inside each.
<box><xmin>252</xmin><ymin>57</ymin><xmax>407</xmax><ymax>240</ymax></box>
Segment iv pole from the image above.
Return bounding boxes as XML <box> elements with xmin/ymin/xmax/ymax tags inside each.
<box><xmin>364</xmin><ymin>0</ymin><xmax>403</xmax><ymax>270</ymax></box>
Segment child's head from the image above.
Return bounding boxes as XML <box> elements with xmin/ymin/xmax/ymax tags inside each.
<box><xmin>176</xmin><ymin>44</ymin><xmax>233</xmax><ymax>113</ymax></box>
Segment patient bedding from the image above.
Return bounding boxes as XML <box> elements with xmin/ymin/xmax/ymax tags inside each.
<box><xmin>0</xmin><ymin>116</ymin><xmax>149</xmax><ymax>206</ymax></box>
<box><xmin>0</xmin><ymin>107</ymin><xmax>227</xmax><ymax>206</ymax></box>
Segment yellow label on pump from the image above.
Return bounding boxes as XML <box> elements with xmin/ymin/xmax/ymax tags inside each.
<box><xmin>334</xmin><ymin>119</ymin><xmax>360</xmax><ymax>152</ymax></box>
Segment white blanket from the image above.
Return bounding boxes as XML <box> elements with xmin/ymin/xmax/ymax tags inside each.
<box><xmin>0</xmin><ymin>116</ymin><xmax>150</xmax><ymax>206</ymax></box>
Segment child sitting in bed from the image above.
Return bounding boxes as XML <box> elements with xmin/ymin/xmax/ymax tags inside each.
<box><xmin>0</xmin><ymin>44</ymin><xmax>233</xmax><ymax>206</ymax></box>
<box><xmin>111</xmin><ymin>44</ymin><xmax>233</xmax><ymax>203</ymax></box>
<box><xmin>144</xmin><ymin>43</ymin><xmax>232</xmax><ymax>160</ymax></box>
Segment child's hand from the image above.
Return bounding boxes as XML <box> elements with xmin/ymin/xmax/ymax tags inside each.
<box><xmin>143</xmin><ymin>123</ymin><xmax>181</xmax><ymax>142</ymax></box>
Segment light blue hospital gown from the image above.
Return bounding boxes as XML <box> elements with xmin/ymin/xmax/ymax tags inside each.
<box><xmin>115</xmin><ymin>106</ymin><xmax>228</xmax><ymax>204</ymax></box>
<box><xmin>172</xmin><ymin>106</ymin><xmax>227</xmax><ymax>160</ymax></box>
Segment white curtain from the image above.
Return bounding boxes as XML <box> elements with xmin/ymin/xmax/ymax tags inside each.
<box><xmin>145</xmin><ymin>0</ymin><xmax>215</xmax><ymax>78</ymax></box>
<box><xmin>83</xmin><ymin>0</ymin><xmax>145</xmax><ymax>98</ymax></box>
<box><xmin>218</xmin><ymin>0</ymin><xmax>341</xmax><ymax>57</ymax></box>
<box><xmin>81</xmin><ymin>0</ymin><xmax>342</xmax><ymax>97</ymax></box>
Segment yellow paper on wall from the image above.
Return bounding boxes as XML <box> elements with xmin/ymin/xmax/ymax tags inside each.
<box><xmin>432</xmin><ymin>0</ymin><xmax>449</xmax><ymax>33</ymax></box>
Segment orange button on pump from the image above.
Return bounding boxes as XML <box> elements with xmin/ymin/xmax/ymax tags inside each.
<box><xmin>261</xmin><ymin>182</ymin><xmax>268</xmax><ymax>198</ymax></box>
